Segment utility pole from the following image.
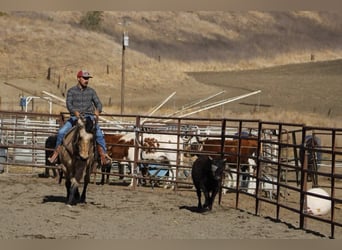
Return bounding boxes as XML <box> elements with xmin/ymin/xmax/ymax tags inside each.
<box><xmin>121</xmin><ymin>31</ymin><xmax>129</xmax><ymax>115</ymax></box>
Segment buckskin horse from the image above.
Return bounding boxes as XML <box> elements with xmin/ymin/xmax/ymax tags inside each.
<box><xmin>58</xmin><ymin>115</ymin><xmax>96</xmax><ymax>206</ymax></box>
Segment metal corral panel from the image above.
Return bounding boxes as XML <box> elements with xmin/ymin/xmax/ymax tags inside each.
<box><xmin>0</xmin><ymin>115</ymin><xmax>59</xmax><ymax>165</ymax></box>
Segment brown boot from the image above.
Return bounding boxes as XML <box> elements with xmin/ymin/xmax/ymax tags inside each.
<box><xmin>48</xmin><ymin>145</ymin><xmax>61</xmax><ymax>164</ymax></box>
<box><xmin>97</xmin><ymin>145</ymin><xmax>111</xmax><ymax>166</ymax></box>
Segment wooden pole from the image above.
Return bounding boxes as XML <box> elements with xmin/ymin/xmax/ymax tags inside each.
<box><xmin>120</xmin><ymin>33</ymin><xmax>126</xmax><ymax>115</ymax></box>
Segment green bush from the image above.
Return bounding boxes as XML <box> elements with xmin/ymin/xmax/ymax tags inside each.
<box><xmin>79</xmin><ymin>11</ymin><xmax>104</xmax><ymax>31</ymax></box>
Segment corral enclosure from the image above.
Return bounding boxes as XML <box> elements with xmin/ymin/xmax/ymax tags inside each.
<box><xmin>1</xmin><ymin>110</ymin><xmax>342</xmax><ymax>238</ymax></box>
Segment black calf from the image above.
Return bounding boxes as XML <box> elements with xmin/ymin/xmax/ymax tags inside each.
<box><xmin>44</xmin><ymin>135</ymin><xmax>59</xmax><ymax>178</ymax></box>
<box><xmin>191</xmin><ymin>155</ymin><xmax>225</xmax><ymax>211</ymax></box>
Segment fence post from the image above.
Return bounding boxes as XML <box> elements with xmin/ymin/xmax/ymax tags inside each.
<box><xmin>132</xmin><ymin>115</ymin><xmax>141</xmax><ymax>189</ymax></box>
<box><xmin>174</xmin><ymin>118</ymin><xmax>182</xmax><ymax>192</ymax></box>
<box><xmin>47</xmin><ymin>67</ymin><xmax>51</xmax><ymax>80</ymax></box>
<box><xmin>299</xmin><ymin>127</ymin><xmax>308</xmax><ymax>229</ymax></box>
<box><xmin>254</xmin><ymin>120</ymin><xmax>263</xmax><ymax>216</ymax></box>
<box><xmin>218</xmin><ymin>118</ymin><xmax>226</xmax><ymax>205</ymax></box>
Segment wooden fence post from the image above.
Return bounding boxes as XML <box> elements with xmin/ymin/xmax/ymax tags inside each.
<box><xmin>47</xmin><ymin>67</ymin><xmax>51</xmax><ymax>80</ymax></box>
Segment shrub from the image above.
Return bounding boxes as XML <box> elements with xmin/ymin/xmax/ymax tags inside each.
<box><xmin>79</xmin><ymin>11</ymin><xmax>104</xmax><ymax>31</ymax></box>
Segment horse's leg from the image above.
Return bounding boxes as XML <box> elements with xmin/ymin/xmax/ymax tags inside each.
<box><xmin>52</xmin><ymin>168</ymin><xmax>58</xmax><ymax>178</ymax></box>
<box><xmin>105</xmin><ymin>163</ymin><xmax>111</xmax><ymax>184</ymax></box>
<box><xmin>67</xmin><ymin>178</ymin><xmax>79</xmax><ymax>205</ymax></box>
<box><xmin>80</xmin><ymin>174</ymin><xmax>90</xmax><ymax>203</ymax></box>
<box><xmin>98</xmin><ymin>158</ymin><xmax>110</xmax><ymax>185</ymax></box>
<box><xmin>58</xmin><ymin>164</ymin><xmax>66</xmax><ymax>184</ymax></box>
<box><xmin>65</xmin><ymin>178</ymin><xmax>71</xmax><ymax>203</ymax></box>
<box><xmin>80</xmin><ymin>183</ymin><xmax>87</xmax><ymax>203</ymax></box>
<box><xmin>74</xmin><ymin>188</ymin><xmax>80</xmax><ymax>201</ymax></box>
<box><xmin>100</xmin><ymin>163</ymin><xmax>106</xmax><ymax>185</ymax></box>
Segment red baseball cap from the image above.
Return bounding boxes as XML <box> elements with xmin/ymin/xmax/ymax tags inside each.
<box><xmin>77</xmin><ymin>70</ymin><xmax>93</xmax><ymax>78</ymax></box>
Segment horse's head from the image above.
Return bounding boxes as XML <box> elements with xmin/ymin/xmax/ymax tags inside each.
<box><xmin>74</xmin><ymin>116</ymin><xmax>95</xmax><ymax>161</ymax></box>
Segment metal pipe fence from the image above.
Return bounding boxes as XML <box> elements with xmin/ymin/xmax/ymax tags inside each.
<box><xmin>0</xmin><ymin>110</ymin><xmax>341</xmax><ymax>238</ymax></box>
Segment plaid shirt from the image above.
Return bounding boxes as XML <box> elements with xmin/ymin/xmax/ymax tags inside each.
<box><xmin>66</xmin><ymin>84</ymin><xmax>102</xmax><ymax>116</ymax></box>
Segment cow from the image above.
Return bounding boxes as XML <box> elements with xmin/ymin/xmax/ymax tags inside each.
<box><xmin>95</xmin><ymin>133</ymin><xmax>126</xmax><ymax>185</ymax></box>
<box><xmin>191</xmin><ymin>155</ymin><xmax>225</xmax><ymax>211</ymax></box>
<box><xmin>200</xmin><ymin>137</ymin><xmax>258</xmax><ymax>166</ymax></box>
<box><xmin>103</xmin><ymin>132</ymin><xmax>194</xmax><ymax>188</ymax></box>
<box><xmin>44</xmin><ymin>135</ymin><xmax>59</xmax><ymax>178</ymax></box>
<box><xmin>124</xmin><ymin>132</ymin><xmax>180</xmax><ymax>188</ymax></box>
<box><xmin>187</xmin><ymin>135</ymin><xmax>259</xmax><ymax>193</ymax></box>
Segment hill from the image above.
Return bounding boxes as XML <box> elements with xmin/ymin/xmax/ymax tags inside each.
<box><xmin>0</xmin><ymin>11</ymin><xmax>341</xmax><ymax>127</ymax></box>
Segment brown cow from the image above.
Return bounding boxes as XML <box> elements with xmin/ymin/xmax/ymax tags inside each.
<box><xmin>95</xmin><ymin>133</ymin><xmax>129</xmax><ymax>184</ymax></box>
<box><xmin>200</xmin><ymin>137</ymin><xmax>259</xmax><ymax>167</ymax></box>
<box><xmin>102</xmin><ymin>132</ymin><xmax>186</xmax><ymax>188</ymax></box>
<box><xmin>100</xmin><ymin>133</ymin><xmax>169</xmax><ymax>186</ymax></box>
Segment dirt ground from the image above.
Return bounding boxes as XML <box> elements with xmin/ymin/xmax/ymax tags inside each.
<box><xmin>0</xmin><ymin>170</ymin><xmax>336</xmax><ymax>239</ymax></box>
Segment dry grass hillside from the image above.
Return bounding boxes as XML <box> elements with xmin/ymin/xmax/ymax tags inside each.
<box><xmin>0</xmin><ymin>11</ymin><xmax>342</xmax><ymax>127</ymax></box>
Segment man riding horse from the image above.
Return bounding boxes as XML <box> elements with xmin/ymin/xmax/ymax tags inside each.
<box><xmin>48</xmin><ymin>70</ymin><xmax>111</xmax><ymax>167</ymax></box>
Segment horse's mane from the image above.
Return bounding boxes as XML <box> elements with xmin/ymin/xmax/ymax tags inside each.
<box><xmin>61</xmin><ymin>117</ymin><xmax>95</xmax><ymax>157</ymax></box>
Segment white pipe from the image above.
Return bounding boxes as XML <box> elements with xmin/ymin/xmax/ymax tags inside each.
<box><xmin>42</xmin><ymin>91</ymin><xmax>66</xmax><ymax>103</ymax></box>
<box><xmin>166</xmin><ymin>90</ymin><xmax>225</xmax><ymax>117</ymax></box>
<box><xmin>179</xmin><ymin>90</ymin><xmax>261</xmax><ymax>118</ymax></box>
<box><xmin>142</xmin><ymin>91</ymin><xmax>176</xmax><ymax>123</ymax></box>
<box><xmin>181</xmin><ymin>90</ymin><xmax>226</xmax><ymax>110</ymax></box>
<box><xmin>162</xmin><ymin>90</ymin><xmax>261</xmax><ymax>123</ymax></box>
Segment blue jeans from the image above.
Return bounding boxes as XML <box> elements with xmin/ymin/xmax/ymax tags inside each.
<box><xmin>56</xmin><ymin>115</ymin><xmax>107</xmax><ymax>153</ymax></box>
